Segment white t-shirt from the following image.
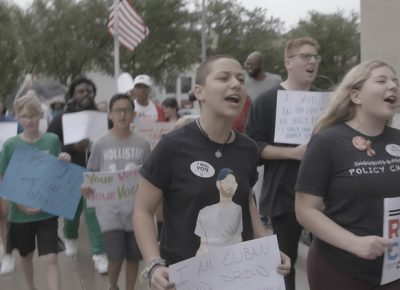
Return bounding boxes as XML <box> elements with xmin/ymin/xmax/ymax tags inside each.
<box><xmin>195</xmin><ymin>201</ymin><xmax>243</xmax><ymax>255</ymax></box>
<box><xmin>134</xmin><ymin>100</ymin><xmax>158</xmax><ymax>124</ymax></box>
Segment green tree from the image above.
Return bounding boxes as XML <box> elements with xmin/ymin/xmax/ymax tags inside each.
<box><xmin>204</xmin><ymin>0</ymin><xmax>284</xmax><ymax>72</ymax></box>
<box><xmin>118</xmin><ymin>0</ymin><xmax>200</xmax><ymax>84</ymax></box>
<box><xmin>286</xmin><ymin>11</ymin><xmax>360</xmax><ymax>90</ymax></box>
<box><xmin>0</xmin><ymin>2</ymin><xmax>23</xmax><ymax>105</ymax></box>
<box><xmin>18</xmin><ymin>0</ymin><xmax>111</xmax><ymax>85</ymax></box>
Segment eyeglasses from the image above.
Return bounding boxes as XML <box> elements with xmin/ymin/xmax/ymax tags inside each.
<box><xmin>288</xmin><ymin>53</ymin><xmax>322</xmax><ymax>63</ymax></box>
<box><xmin>111</xmin><ymin>108</ymin><xmax>133</xmax><ymax>114</ymax></box>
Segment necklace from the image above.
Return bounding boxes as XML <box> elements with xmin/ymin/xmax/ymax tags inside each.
<box><xmin>196</xmin><ymin>118</ymin><xmax>233</xmax><ymax>158</ymax></box>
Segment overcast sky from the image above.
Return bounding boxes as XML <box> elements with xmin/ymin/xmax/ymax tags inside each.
<box><xmin>239</xmin><ymin>0</ymin><xmax>359</xmax><ymax>30</ymax></box>
<box><xmin>11</xmin><ymin>0</ymin><xmax>360</xmax><ymax>31</ymax></box>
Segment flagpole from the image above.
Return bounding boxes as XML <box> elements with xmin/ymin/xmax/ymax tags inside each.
<box><xmin>113</xmin><ymin>0</ymin><xmax>121</xmax><ymax>82</ymax></box>
<box><xmin>201</xmin><ymin>0</ymin><xmax>206</xmax><ymax>62</ymax></box>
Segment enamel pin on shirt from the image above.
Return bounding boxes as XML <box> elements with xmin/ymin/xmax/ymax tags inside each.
<box><xmin>352</xmin><ymin>136</ymin><xmax>376</xmax><ymax>157</ymax></box>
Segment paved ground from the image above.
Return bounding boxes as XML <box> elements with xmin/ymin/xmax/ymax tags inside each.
<box><xmin>0</xmin><ymin>219</ymin><xmax>310</xmax><ymax>290</ymax></box>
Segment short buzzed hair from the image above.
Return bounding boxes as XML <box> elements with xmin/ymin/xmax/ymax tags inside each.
<box><xmin>246</xmin><ymin>51</ymin><xmax>264</xmax><ymax>66</ymax></box>
<box><xmin>284</xmin><ymin>37</ymin><xmax>320</xmax><ymax>59</ymax></box>
<box><xmin>195</xmin><ymin>54</ymin><xmax>237</xmax><ymax>86</ymax></box>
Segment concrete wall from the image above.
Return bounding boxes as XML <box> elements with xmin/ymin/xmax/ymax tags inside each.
<box><xmin>360</xmin><ymin>0</ymin><xmax>400</xmax><ymax>73</ymax></box>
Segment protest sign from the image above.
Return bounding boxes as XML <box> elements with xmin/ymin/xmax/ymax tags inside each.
<box><xmin>135</xmin><ymin>122</ymin><xmax>174</xmax><ymax>150</ymax></box>
<box><xmin>381</xmin><ymin>197</ymin><xmax>400</xmax><ymax>284</ymax></box>
<box><xmin>274</xmin><ymin>90</ymin><xmax>330</xmax><ymax>144</ymax></box>
<box><xmin>83</xmin><ymin>168</ymin><xmax>139</xmax><ymax>208</ymax></box>
<box><xmin>62</xmin><ymin>111</ymin><xmax>108</xmax><ymax>145</ymax></box>
<box><xmin>169</xmin><ymin>235</ymin><xmax>285</xmax><ymax>290</ymax></box>
<box><xmin>0</xmin><ymin>144</ymin><xmax>85</xmax><ymax>219</ymax></box>
<box><xmin>0</xmin><ymin>122</ymin><xmax>18</xmax><ymax>151</ymax></box>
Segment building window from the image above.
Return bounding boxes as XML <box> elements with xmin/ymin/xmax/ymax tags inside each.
<box><xmin>181</xmin><ymin>76</ymin><xmax>192</xmax><ymax>94</ymax></box>
<box><xmin>165</xmin><ymin>75</ymin><xmax>176</xmax><ymax>94</ymax></box>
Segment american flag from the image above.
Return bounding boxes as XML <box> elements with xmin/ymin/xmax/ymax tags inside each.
<box><xmin>108</xmin><ymin>0</ymin><xmax>149</xmax><ymax>51</ymax></box>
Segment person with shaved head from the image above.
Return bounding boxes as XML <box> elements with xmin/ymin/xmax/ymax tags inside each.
<box><xmin>245</xmin><ymin>51</ymin><xmax>282</xmax><ymax>101</ymax></box>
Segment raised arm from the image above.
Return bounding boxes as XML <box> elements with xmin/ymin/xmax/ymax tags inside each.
<box><xmin>261</xmin><ymin>143</ymin><xmax>307</xmax><ymax>161</ymax></box>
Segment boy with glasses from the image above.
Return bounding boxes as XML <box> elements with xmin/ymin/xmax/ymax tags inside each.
<box><xmin>82</xmin><ymin>94</ymin><xmax>151</xmax><ymax>290</ymax></box>
<box><xmin>246</xmin><ymin>37</ymin><xmax>321</xmax><ymax>290</ymax></box>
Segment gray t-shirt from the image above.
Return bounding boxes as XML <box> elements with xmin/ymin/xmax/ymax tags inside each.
<box><xmin>245</xmin><ymin>72</ymin><xmax>282</xmax><ymax>101</ymax></box>
<box><xmin>87</xmin><ymin>131</ymin><xmax>151</xmax><ymax>232</ymax></box>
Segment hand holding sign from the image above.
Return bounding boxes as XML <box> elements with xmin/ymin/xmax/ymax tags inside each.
<box><xmin>16</xmin><ymin>204</ymin><xmax>41</xmax><ymax>216</ymax></box>
<box><xmin>381</xmin><ymin>197</ymin><xmax>400</xmax><ymax>284</ymax></box>
<box><xmin>169</xmin><ymin>235</ymin><xmax>285</xmax><ymax>290</ymax></box>
<box><xmin>81</xmin><ymin>186</ymin><xmax>94</xmax><ymax>199</ymax></box>
<box><xmin>82</xmin><ymin>168</ymin><xmax>139</xmax><ymax>208</ymax></box>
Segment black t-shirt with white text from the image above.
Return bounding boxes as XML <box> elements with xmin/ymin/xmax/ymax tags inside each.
<box><xmin>296</xmin><ymin>123</ymin><xmax>400</xmax><ymax>284</ymax></box>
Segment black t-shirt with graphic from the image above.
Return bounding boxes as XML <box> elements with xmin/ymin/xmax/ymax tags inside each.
<box><xmin>140</xmin><ymin>121</ymin><xmax>258</xmax><ymax>265</ymax></box>
<box><xmin>296</xmin><ymin>123</ymin><xmax>400</xmax><ymax>284</ymax></box>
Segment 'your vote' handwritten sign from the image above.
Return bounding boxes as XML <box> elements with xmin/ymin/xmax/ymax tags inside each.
<box><xmin>83</xmin><ymin>168</ymin><xmax>139</xmax><ymax>208</ymax></box>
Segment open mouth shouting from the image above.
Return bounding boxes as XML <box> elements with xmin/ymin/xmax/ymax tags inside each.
<box><xmin>384</xmin><ymin>95</ymin><xmax>398</xmax><ymax>105</ymax></box>
<box><xmin>224</xmin><ymin>94</ymin><xmax>241</xmax><ymax>104</ymax></box>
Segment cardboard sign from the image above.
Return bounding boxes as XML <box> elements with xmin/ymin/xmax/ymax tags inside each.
<box><xmin>0</xmin><ymin>122</ymin><xmax>18</xmax><ymax>151</ymax></box>
<box><xmin>83</xmin><ymin>168</ymin><xmax>139</xmax><ymax>208</ymax></box>
<box><xmin>0</xmin><ymin>144</ymin><xmax>85</xmax><ymax>219</ymax></box>
<box><xmin>62</xmin><ymin>111</ymin><xmax>108</xmax><ymax>145</ymax></box>
<box><xmin>169</xmin><ymin>235</ymin><xmax>285</xmax><ymax>290</ymax></box>
<box><xmin>135</xmin><ymin>122</ymin><xmax>174</xmax><ymax>150</ymax></box>
<box><xmin>381</xmin><ymin>197</ymin><xmax>400</xmax><ymax>284</ymax></box>
<box><xmin>274</xmin><ymin>90</ymin><xmax>330</xmax><ymax>144</ymax></box>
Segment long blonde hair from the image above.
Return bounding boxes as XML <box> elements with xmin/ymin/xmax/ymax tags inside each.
<box><xmin>313</xmin><ymin>60</ymin><xmax>396</xmax><ymax>133</ymax></box>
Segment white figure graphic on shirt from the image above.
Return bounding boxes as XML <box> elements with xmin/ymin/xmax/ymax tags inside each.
<box><xmin>195</xmin><ymin>168</ymin><xmax>243</xmax><ymax>256</ymax></box>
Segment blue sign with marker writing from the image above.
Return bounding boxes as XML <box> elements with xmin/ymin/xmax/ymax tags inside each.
<box><xmin>0</xmin><ymin>144</ymin><xmax>85</xmax><ymax>219</ymax></box>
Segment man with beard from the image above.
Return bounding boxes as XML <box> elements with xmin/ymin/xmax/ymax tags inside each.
<box><xmin>246</xmin><ymin>37</ymin><xmax>321</xmax><ymax>290</ymax></box>
<box><xmin>245</xmin><ymin>51</ymin><xmax>282</xmax><ymax>102</ymax></box>
<box><xmin>47</xmin><ymin>77</ymin><xmax>108</xmax><ymax>274</ymax></box>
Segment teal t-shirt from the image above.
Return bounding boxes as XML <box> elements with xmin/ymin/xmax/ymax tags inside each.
<box><xmin>0</xmin><ymin>133</ymin><xmax>61</xmax><ymax>223</ymax></box>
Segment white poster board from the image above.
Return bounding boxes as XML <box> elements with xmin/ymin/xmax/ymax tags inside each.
<box><xmin>135</xmin><ymin>122</ymin><xmax>174</xmax><ymax>150</ymax></box>
<box><xmin>0</xmin><ymin>122</ymin><xmax>18</xmax><ymax>151</ymax></box>
<box><xmin>274</xmin><ymin>90</ymin><xmax>330</xmax><ymax>144</ymax></box>
<box><xmin>381</xmin><ymin>197</ymin><xmax>400</xmax><ymax>285</ymax></box>
<box><xmin>83</xmin><ymin>168</ymin><xmax>139</xmax><ymax>208</ymax></box>
<box><xmin>390</xmin><ymin>113</ymin><xmax>400</xmax><ymax>130</ymax></box>
<box><xmin>169</xmin><ymin>235</ymin><xmax>285</xmax><ymax>290</ymax></box>
<box><xmin>62</xmin><ymin>111</ymin><xmax>108</xmax><ymax>145</ymax></box>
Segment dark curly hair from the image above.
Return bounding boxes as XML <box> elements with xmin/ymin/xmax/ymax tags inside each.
<box><xmin>66</xmin><ymin>77</ymin><xmax>97</xmax><ymax>101</ymax></box>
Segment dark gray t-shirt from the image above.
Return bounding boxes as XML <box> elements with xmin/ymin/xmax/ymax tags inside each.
<box><xmin>87</xmin><ymin>131</ymin><xmax>151</xmax><ymax>232</ymax></box>
<box><xmin>296</xmin><ymin>123</ymin><xmax>400</xmax><ymax>283</ymax></box>
<box><xmin>245</xmin><ymin>72</ymin><xmax>282</xmax><ymax>102</ymax></box>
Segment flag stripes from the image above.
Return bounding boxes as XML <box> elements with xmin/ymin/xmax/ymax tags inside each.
<box><xmin>108</xmin><ymin>0</ymin><xmax>149</xmax><ymax>51</ymax></box>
